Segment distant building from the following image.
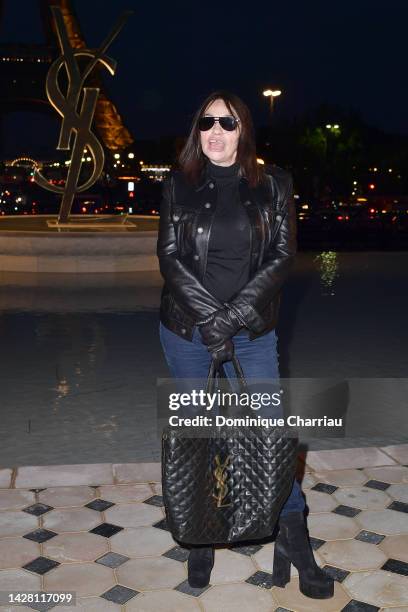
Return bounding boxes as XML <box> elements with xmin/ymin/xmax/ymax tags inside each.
<box><xmin>140</xmin><ymin>164</ymin><xmax>171</xmax><ymax>182</ymax></box>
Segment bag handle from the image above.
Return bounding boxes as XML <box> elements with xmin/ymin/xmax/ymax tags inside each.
<box><xmin>206</xmin><ymin>355</ymin><xmax>248</xmax><ymax>395</ymax></box>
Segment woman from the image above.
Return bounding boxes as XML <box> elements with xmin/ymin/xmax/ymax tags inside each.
<box><xmin>157</xmin><ymin>91</ymin><xmax>334</xmax><ymax>599</ymax></box>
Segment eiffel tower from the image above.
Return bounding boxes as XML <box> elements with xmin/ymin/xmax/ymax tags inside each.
<box><xmin>0</xmin><ymin>0</ymin><xmax>134</xmax><ymax>153</ymax></box>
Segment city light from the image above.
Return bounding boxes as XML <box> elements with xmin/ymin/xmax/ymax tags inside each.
<box><xmin>128</xmin><ymin>152</ymin><xmax>135</xmax><ymax>159</ymax></box>
<box><xmin>10</xmin><ymin>157</ymin><xmax>37</xmax><ymax>167</ymax></box>
<box><xmin>263</xmin><ymin>89</ymin><xmax>282</xmax><ymax>114</ymax></box>
<box><xmin>263</xmin><ymin>89</ymin><xmax>282</xmax><ymax>97</ymax></box>
<box><xmin>114</xmin><ymin>153</ymin><xmax>120</xmax><ymax>159</ymax></box>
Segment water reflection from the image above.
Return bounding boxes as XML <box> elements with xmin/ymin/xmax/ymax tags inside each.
<box><xmin>314</xmin><ymin>251</ymin><xmax>339</xmax><ymax>296</ymax></box>
<box><xmin>0</xmin><ymin>271</ymin><xmax>163</xmax><ymax>313</ymax></box>
<box><xmin>55</xmin><ymin>379</ymin><xmax>70</xmax><ymax>398</ymax></box>
<box><xmin>1</xmin><ymin>252</ymin><xmax>408</xmax><ymax>466</ymax></box>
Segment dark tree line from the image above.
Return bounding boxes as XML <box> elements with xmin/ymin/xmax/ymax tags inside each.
<box><xmin>256</xmin><ymin>104</ymin><xmax>408</xmax><ymax>198</ymax></box>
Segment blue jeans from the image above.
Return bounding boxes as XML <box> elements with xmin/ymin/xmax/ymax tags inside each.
<box><xmin>159</xmin><ymin>322</ymin><xmax>305</xmax><ymax>516</ymax></box>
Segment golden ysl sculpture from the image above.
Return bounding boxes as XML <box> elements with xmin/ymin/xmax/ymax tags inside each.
<box><xmin>34</xmin><ymin>6</ymin><xmax>132</xmax><ymax>224</ymax></box>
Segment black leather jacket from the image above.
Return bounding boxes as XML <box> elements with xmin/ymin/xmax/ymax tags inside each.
<box><xmin>157</xmin><ymin>163</ymin><xmax>297</xmax><ymax>341</ymax></box>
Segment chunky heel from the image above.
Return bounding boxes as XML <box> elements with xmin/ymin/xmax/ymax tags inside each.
<box><xmin>188</xmin><ymin>547</ymin><xmax>214</xmax><ymax>588</ymax></box>
<box><xmin>273</xmin><ymin>512</ymin><xmax>334</xmax><ymax>599</ymax></box>
<box><xmin>299</xmin><ymin>574</ymin><xmax>334</xmax><ymax>599</ymax></box>
<box><xmin>272</xmin><ymin>544</ymin><xmax>291</xmax><ymax>587</ymax></box>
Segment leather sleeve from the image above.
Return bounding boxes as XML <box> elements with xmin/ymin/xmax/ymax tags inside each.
<box><xmin>157</xmin><ymin>174</ymin><xmax>224</xmax><ymax>319</ymax></box>
<box><xmin>228</xmin><ymin>172</ymin><xmax>297</xmax><ymax>333</ymax></box>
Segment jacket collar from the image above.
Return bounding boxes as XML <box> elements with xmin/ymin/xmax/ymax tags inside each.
<box><xmin>195</xmin><ymin>161</ymin><xmax>248</xmax><ymax>192</ymax></box>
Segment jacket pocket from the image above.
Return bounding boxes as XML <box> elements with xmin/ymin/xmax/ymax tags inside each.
<box><xmin>172</xmin><ymin>296</ymin><xmax>195</xmax><ymax>326</ymax></box>
<box><xmin>261</xmin><ymin>205</ymin><xmax>283</xmax><ymax>249</ymax></box>
<box><xmin>171</xmin><ymin>205</ymin><xmax>197</xmax><ymax>257</ymax></box>
<box><xmin>259</xmin><ymin>295</ymin><xmax>280</xmax><ymax>328</ymax></box>
<box><xmin>160</xmin><ymin>290</ymin><xmax>175</xmax><ymax>313</ymax></box>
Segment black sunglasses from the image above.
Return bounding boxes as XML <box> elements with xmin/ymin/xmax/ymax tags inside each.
<box><xmin>198</xmin><ymin>115</ymin><xmax>240</xmax><ymax>132</ymax></box>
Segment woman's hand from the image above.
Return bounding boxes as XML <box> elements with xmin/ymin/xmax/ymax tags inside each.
<box><xmin>199</xmin><ymin>307</ymin><xmax>240</xmax><ymax>365</ymax></box>
<box><xmin>208</xmin><ymin>338</ymin><xmax>235</xmax><ymax>367</ymax></box>
<box><xmin>199</xmin><ymin>306</ymin><xmax>243</xmax><ymax>347</ymax></box>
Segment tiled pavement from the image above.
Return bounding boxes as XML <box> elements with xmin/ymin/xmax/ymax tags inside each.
<box><xmin>0</xmin><ymin>445</ymin><xmax>408</xmax><ymax>611</ymax></box>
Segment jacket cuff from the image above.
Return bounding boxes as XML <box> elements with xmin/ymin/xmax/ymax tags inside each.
<box><xmin>225</xmin><ymin>303</ymin><xmax>247</xmax><ymax>328</ymax></box>
<box><xmin>196</xmin><ymin>311</ymin><xmax>218</xmax><ymax>326</ymax></box>
<box><xmin>227</xmin><ymin>300</ymin><xmax>265</xmax><ymax>333</ymax></box>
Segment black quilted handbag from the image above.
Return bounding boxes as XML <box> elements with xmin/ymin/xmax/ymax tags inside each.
<box><xmin>161</xmin><ymin>355</ymin><xmax>299</xmax><ymax>545</ymax></box>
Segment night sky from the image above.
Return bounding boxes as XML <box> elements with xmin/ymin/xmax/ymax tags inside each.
<box><xmin>1</xmin><ymin>0</ymin><xmax>407</xmax><ymax>156</ymax></box>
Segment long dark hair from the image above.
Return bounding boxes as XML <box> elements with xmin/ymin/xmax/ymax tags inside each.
<box><xmin>178</xmin><ymin>90</ymin><xmax>264</xmax><ymax>188</ymax></box>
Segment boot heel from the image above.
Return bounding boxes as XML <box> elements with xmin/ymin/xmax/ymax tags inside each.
<box><xmin>299</xmin><ymin>575</ymin><xmax>334</xmax><ymax>599</ymax></box>
<box><xmin>188</xmin><ymin>547</ymin><xmax>214</xmax><ymax>588</ymax></box>
<box><xmin>272</xmin><ymin>545</ymin><xmax>291</xmax><ymax>587</ymax></box>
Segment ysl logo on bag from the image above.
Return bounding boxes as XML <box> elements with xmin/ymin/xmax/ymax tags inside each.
<box><xmin>212</xmin><ymin>455</ymin><xmax>231</xmax><ymax>508</ymax></box>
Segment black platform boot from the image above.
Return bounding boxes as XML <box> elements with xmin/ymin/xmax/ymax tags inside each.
<box><xmin>187</xmin><ymin>546</ymin><xmax>214</xmax><ymax>588</ymax></box>
<box><xmin>272</xmin><ymin>511</ymin><xmax>334</xmax><ymax>599</ymax></box>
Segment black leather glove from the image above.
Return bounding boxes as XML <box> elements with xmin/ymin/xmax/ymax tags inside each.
<box><xmin>208</xmin><ymin>338</ymin><xmax>235</xmax><ymax>368</ymax></box>
<box><xmin>199</xmin><ymin>306</ymin><xmax>243</xmax><ymax>347</ymax></box>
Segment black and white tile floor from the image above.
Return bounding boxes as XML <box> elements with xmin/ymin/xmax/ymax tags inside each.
<box><xmin>0</xmin><ymin>445</ymin><xmax>408</xmax><ymax>611</ymax></box>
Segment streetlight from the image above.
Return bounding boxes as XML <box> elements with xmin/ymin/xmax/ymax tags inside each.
<box><xmin>324</xmin><ymin>124</ymin><xmax>341</xmax><ymax>169</ymax></box>
<box><xmin>263</xmin><ymin>89</ymin><xmax>282</xmax><ymax>113</ymax></box>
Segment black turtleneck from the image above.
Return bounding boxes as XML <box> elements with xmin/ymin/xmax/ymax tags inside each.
<box><xmin>202</xmin><ymin>160</ymin><xmax>251</xmax><ymax>308</ymax></box>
